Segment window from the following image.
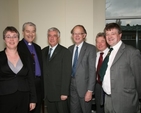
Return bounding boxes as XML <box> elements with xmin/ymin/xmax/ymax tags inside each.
<box><xmin>106</xmin><ymin>0</ymin><xmax>141</xmax><ymax>51</ymax></box>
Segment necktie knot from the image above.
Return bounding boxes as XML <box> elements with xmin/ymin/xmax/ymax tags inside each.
<box><xmin>108</xmin><ymin>48</ymin><xmax>113</xmax><ymax>54</ymax></box>
<box><xmin>76</xmin><ymin>46</ymin><xmax>78</xmax><ymax>51</ymax></box>
<box><xmin>109</xmin><ymin>48</ymin><xmax>113</xmax><ymax>52</ymax></box>
<box><xmin>49</xmin><ymin>48</ymin><xmax>52</xmax><ymax>51</ymax></box>
<box><xmin>100</xmin><ymin>52</ymin><xmax>104</xmax><ymax>56</ymax></box>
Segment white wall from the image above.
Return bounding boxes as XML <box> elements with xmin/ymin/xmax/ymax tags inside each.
<box><xmin>18</xmin><ymin>0</ymin><xmax>105</xmax><ymax>48</ymax></box>
<box><xmin>0</xmin><ymin>0</ymin><xmax>19</xmax><ymax>51</ymax></box>
<box><xmin>0</xmin><ymin>0</ymin><xmax>105</xmax><ymax>50</ymax></box>
<box><xmin>93</xmin><ymin>0</ymin><xmax>106</xmax><ymax>39</ymax></box>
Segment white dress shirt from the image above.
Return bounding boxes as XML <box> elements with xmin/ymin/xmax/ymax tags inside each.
<box><xmin>96</xmin><ymin>48</ymin><xmax>109</xmax><ymax>80</ymax></box>
<box><xmin>102</xmin><ymin>40</ymin><xmax>122</xmax><ymax>95</ymax></box>
<box><xmin>49</xmin><ymin>44</ymin><xmax>58</xmax><ymax>57</ymax></box>
<box><xmin>96</xmin><ymin>48</ymin><xmax>109</xmax><ymax>68</ymax></box>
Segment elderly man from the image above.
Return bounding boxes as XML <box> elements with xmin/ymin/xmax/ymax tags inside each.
<box><xmin>42</xmin><ymin>27</ymin><xmax>71</xmax><ymax>113</ymax></box>
<box><xmin>18</xmin><ymin>22</ymin><xmax>44</xmax><ymax>113</ymax></box>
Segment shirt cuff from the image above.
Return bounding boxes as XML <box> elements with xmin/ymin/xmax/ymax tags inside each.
<box><xmin>88</xmin><ymin>90</ymin><xmax>93</xmax><ymax>92</ymax></box>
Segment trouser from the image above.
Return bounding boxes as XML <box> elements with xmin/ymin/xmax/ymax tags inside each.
<box><xmin>0</xmin><ymin>91</ymin><xmax>29</xmax><ymax>113</ymax></box>
<box><xmin>70</xmin><ymin>78</ymin><xmax>92</xmax><ymax>113</ymax></box>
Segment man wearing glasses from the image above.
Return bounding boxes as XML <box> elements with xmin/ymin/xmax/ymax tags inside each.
<box><xmin>68</xmin><ymin>25</ymin><xmax>96</xmax><ymax>113</ymax></box>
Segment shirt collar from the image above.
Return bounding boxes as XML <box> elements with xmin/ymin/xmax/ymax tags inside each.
<box><xmin>97</xmin><ymin>47</ymin><xmax>109</xmax><ymax>55</ymax></box>
<box><xmin>49</xmin><ymin>44</ymin><xmax>58</xmax><ymax>51</ymax></box>
<box><xmin>75</xmin><ymin>41</ymin><xmax>84</xmax><ymax>48</ymax></box>
<box><xmin>111</xmin><ymin>40</ymin><xmax>122</xmax><ymax>52</ymax></box>
<box><xmin>24</xmin><ymin>39</ymin><xmax>32</xmax><ymax>46</ymax></box>
<box><xmin>102</xmin><ymin>47</ymin><xmax>109</xmax><ymax>54</ymax></box>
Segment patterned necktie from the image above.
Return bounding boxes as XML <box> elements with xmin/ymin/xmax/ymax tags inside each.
<box><xmin>48</xmin><ymin>48</ymin><xmax>52</xmax><ymax>59</ymax></box>
<box><xmin>99</xmin><ymin>48</ymin><xmax>113</xmax><ymax>81</ymax></box>
<box><xmin>72</xmin><ymin>46</ymin><xmax>78</xmax><ymax>77</ymax></box>
<box><xmin>96</xmin><ymin>52</ymin><xmax>104</xmax><ymax>84</ymax></box>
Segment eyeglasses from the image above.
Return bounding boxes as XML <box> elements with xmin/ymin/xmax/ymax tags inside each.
<box><xmin>5</xmin><ymin>35</ymin><xmax>18</xmax><ymax>39</ymax></box>
<box><xmin>72</xmin><ymin>33</ymin><xmax>84</xmax><ymax>36</ymax></box>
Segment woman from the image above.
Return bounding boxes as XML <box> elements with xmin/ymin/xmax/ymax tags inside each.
<box><xmin>0</xmin><ymin>26</ymin><xmax>37</xmax><ymax>113</ymax></box>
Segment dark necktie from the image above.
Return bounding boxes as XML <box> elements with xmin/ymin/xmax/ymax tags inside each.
<box><xmin>72</xmin><ymin>46</ymin><xmax>78</xmax><ymax>77</ymax></box>
<box><xmin>31</xmin><ymin>53</ymin><xmax>35</xmax><ymax>60</ymax></box>
<box><xmin>96</xmin><ymin>52</ymin><xmax>104</xmax><ymax>84</ymax></box>
<box><xmin>99</xmin><ymin>48</ymin><xmax>113</xmax><ymax>81</ymax></box>
<box><xmin>48</xmin><ymin>48</ymin><xmax>52</xmax><ymax>59</ymax></box>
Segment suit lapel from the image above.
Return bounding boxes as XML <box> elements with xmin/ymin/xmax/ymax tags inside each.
<box><xmin>1</xmin><ymin>50</ymin><xmax>15</xmax><ymax>74</ymax></box>
<box><xmin>76</xmin><ymin>42</ymin><xmax>87</xmax><ymax>69</ymax></box>
<box><xmin>17</xmin><ymin>51</ymin><xmax>27</xmax><ymax>74</ymax></box>
<box><xmin>49</xmin><ymin>44</ymin><xmax>61</xmax><ymax>61</ymax></box>
<box><xmin>112</xmin><ymin>43</ymin><xmax>125</xmax><ymax>66</ymax></box>
<box><xmin>45</xmin><ymin>47</ymin><xmax>50</xmax><ymax>63</ymax></box>
<box><xmin>19</xmin><ymin>39</ymin><xmax>31</xmax><ymax>55</ymax></box>
<box><xmin>69</xmin><ymin>45</ymin><xmax>75</xmax><ymax>61</ymax></box>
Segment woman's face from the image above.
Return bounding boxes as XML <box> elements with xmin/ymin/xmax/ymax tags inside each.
<box><xmin>4</xmin><ymin>31</ymin><xmax>19</xmax><ymax>50</ymax></box>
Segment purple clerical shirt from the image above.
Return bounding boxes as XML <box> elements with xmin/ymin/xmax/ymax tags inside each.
<box><xmin>24</xmin><ymin>39</ymin><xmax>41</xmax><ymax>76</ymax></box>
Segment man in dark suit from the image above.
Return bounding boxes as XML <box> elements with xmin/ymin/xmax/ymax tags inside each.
<box><xmin>68</xmin><ymin>25</ymin><xmax>96</xmax><ymax>113</ymax></box>
<box><xmin>95</xmin><ymin>32</ymin><xmax>109</xmax><ymax>113</ymax></box>
<box><xmin>42</xmin><ymin>27</ymin><xmax>71</xmax><ymax>113</ymax></box>
<box><xmin>18</xmin><ymin>22</ymin><xmax>44</xmax><ymax>113</ymax></box>
<box><xmin>101</xmin><ymin>23</ymin><xmax>141</xmax><ymax>113</ymax></box>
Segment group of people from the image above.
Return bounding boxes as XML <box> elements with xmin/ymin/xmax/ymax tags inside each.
<box><xmin>0</xmin><ymin>22</ymin><xmax>141</xmax><ymax>113</ymax></box>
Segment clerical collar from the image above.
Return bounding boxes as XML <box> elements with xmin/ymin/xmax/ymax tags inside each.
<box><xmin>28</xmin><ymin>43</ymin><xmax>32</xmax><ymax>45</ymax></box>
<box><xmin>23</xmin><ymin>39</ymin><xmax>32</xmax><ymax>46</ymax></box>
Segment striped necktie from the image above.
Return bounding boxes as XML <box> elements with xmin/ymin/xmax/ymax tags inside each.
<box><xmin>99</xmin><ymin>48</ymin><xmax>113</xmax><ymax>81</ymax></box>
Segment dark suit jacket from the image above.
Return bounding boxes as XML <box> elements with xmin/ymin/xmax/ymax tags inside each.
<box><xmin>68</xmin><ymin>42</ymin><xmax>96</xmax><ymax>97</ymax></box>
<box><xmin>110</xmin><ymin>43</ymin><xmax>141</xmax><ymax>113</ymax></box>
<box><xmin>0</xmin><ymin>49</ymin><xmax>37</xmax><ymax>103</ymax></box>
<box><xmin>42</xmin><ymin>44</ymin><xmax>71</xmax><ymax>101</ymax></box>
<box><xmin>18</xmin><ymin>39</ymin><xmax>44</xmax><ymax>99</ymax></box>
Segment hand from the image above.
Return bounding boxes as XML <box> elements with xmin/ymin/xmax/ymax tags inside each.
<box><xmin>61</xmin><ymin>95</ymin><xmax>68</xmax><ymax>100</ymax></box>
<box><xmin>29</xmin><ymin>103</ymin><xmax>36</xmax><ymax>111</ymax></box>
<box><xmin>85</xmin><ymin>91</ymin><xmax>92</xmax><ymax>102</ymax></box>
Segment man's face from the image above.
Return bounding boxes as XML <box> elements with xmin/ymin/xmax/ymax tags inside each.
<box><xmin>105</xmin><ymin>28</ymin><xmax>122</xmax><ymax>46</ymax></box>
<box><xmin>71</xmin><ymin>26</ymin><xmax>86</xmax><ymax>45</ymax></box>
<box><xmin>48</xmin><ymin>30</ymin><xmax>59</xmax><ymax>47</ymax></box>
<box><xmin>96</xmin><ymin>36</ymin><xmax>107</xmax><ymax>51</ymax></box>
<box><xmin>22</xmin><ymin>25</ymin><xmax>36</xmax><ymax>43</ymax></box>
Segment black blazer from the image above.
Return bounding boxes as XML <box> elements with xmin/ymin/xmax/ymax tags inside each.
<box><xmin>0</xmin><ymin>49</ymin><xmax>37</xmax><ymax>103</ymax></box>
<box><xmin>42</xmin><ymin>44</ymin><xmax>72</xmax><ymax>101</ymax></box>
<box><xmin>18</xmin><ymin>39</ymin><xmax>44</xmax><ymax>98</ymax></box>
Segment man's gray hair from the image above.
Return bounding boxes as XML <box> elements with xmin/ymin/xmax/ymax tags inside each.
<box><xmin>22</xmin><ymin>22</ymin><xmax>36</xmax><ymax>31</ymax></box>
<box><xmin>47</xmin><ymin>27</ymin><xmax>60</xmax><ymax>37</ymax></box>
